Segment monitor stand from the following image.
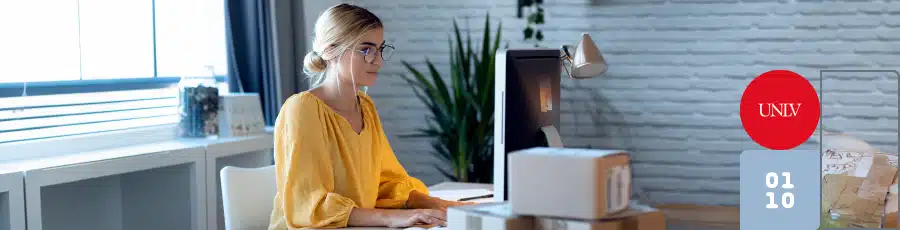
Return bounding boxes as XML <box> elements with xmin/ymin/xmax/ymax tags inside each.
<box><xmin>540</xmin><ymin>125</ymin><xmax>564</xmax><ymax>148</ymax></box>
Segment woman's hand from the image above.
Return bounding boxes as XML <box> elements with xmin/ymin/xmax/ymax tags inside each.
<box><xmin>384</xmin><ymin>209</ymin><xmax>447</xmax><ymax>228</ymax></box>
<box><xmin>407</xmin><ymin>190</ymin><xmax>475</xmax><ymax>211</ymax></box>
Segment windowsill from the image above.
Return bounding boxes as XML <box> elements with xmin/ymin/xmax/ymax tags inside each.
<box><xmin>0</xmin><ymin>126</ymin><xmax>274</xmax><ymax>175</ymax></box>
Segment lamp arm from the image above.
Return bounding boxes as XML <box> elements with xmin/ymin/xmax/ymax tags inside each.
<box><xmin>560</xmin><ymin>45</ymin><xmax>575</xmax><ymax>79</ymax></box>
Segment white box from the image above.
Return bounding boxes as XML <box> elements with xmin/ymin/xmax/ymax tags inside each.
<box><xmin>534</xmin><ymin>202</ymin><xmax>666</xmax><ymax>230</ymax></box>
<box><xmin>218</xmin><ymin>93</ymin><xmax>266</xmax><ymax>137</ymax></box>
<box><xmin>446</xmin><ymin>202</ymin><xmax>533</xmax><ymax>230</ymax></box>
<box><xmin>509</xmin><ymin>147</ymin><xmax>631</xmax><ymax>219</ymax></box>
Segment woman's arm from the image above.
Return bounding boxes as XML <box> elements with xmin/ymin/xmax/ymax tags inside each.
<box><xmin>348</xmin><ymin>207</ymin><xmax>447</xmax><ymax>227</ymax></box>
<box><xmin>406</xmin><ymin>190</ymin><xmax>473</xmax><ymax>211</ymax></box>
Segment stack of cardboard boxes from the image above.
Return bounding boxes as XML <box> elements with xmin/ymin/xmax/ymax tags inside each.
<box><xmin>821</xmin><ymin>134</ymin><xmax>900</xmax><ymax>228</ymax></box>
<box><xmin>446</xmin><ymin>147</ymin><xmax>666</xmax><ymax>230</ymax></box>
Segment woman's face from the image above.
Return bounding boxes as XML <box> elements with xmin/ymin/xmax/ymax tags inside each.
<box><xmin>335</xmin><ymin>27</ymin><xmax>384</xmax><ymax>87</ymax></box>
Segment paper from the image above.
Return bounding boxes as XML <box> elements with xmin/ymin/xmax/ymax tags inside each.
<box><xmin>823</xmin><ymin>149</ymin><xmax>874</xmax><ymax>178</ymax></box>
<box><xmin>429</xmin><ymin>189</ymin><xmax>493</xmax><ymax>202</ymax></box>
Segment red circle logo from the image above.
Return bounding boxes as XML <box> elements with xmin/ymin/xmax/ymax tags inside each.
<box><xmin>740</xmin><ymin>70</ymin><xmax>820</xmax><ymax>150</ymax></box>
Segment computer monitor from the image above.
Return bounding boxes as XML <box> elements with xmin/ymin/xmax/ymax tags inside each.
<box><xmin>493</xmin><ymin>49</ymin><xmax>562</xmax><ymax>201</ymax></box>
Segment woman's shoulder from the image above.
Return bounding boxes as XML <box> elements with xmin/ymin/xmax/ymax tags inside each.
<box><xmin>285</xmin><ymin>91</ymin><xmax>320</xmax><ymax>109</ymax></box>
<box><xmin>281</xmin><ymin>91</ymin><xmax>326</xmax><ymax>120</ymax></box>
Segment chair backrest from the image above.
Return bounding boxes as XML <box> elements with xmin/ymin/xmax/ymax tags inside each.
<box><xmin>220</xmin><ymin>165</ymin><xmax>277</xmax><ymax>230</ymax></box>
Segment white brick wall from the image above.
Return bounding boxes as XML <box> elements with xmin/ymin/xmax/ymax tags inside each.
<box><xmin>317</xmin><ymin>0</ymin><xmax>900</xmax><ymax>205</ymax></box>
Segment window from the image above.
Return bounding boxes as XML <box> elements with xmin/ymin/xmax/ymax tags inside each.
<box><xmin>0</xmin><ymin>0</ymin><xmax>228</xmax><ymax>144</ymax></box>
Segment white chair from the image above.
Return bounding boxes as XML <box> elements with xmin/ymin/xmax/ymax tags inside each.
<box><xmin>220</xmin><ymin>165</ymin><xmax>277</xmax><ymax>230</ymax></box>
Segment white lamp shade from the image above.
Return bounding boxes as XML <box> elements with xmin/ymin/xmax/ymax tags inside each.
<box><xmin>570</xmin><ymin>33</ymin><xmax>608</xmax><ymax>79</ymax></box>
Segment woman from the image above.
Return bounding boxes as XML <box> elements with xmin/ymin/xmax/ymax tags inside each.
<box><xmin>268</xmin><ymin>4</ymin><xmax>470</xmax><ymax>229</ymax></box>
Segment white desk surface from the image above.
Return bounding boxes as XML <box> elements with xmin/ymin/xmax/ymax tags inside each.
<box><xmin>0</xmin><ymin>133</ymin><xmax>273</xmax><ymax>175</ymax></box>
<box><xmin>310</xmin><ymin>182</ymin><xmax>492</xmax><ymax>230</ymax></box>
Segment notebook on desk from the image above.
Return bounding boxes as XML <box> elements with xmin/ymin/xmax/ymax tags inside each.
<box><xmin>428</xmin><ymin>189</ymin><xmax>493</xmax><ymax>202</ymax></box>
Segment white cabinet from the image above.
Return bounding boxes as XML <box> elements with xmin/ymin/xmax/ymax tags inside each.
<box><xmin>0</xmin><ymin>171</ymin><xmax>24</xmax><ymax>230</ymax></box>
<box><xmin>0</xmin><ymin>132</ymin><xmax>274</xmax><ymax>230</ymax></box>
<box><xmin>21</xmin><ymin>142</ymin><xmax>207</xmax><ymax>230</ymax></box>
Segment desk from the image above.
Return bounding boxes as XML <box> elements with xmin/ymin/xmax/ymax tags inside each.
<box><xmin>17</xmin><ymin>141</ymin><xmax>207</xmax><ymax>230</ymax></box>
<box><xmin>323</xmin><ymin>182</ymin><xmax>737</xmax><ymax>230</ymax></box>
<box><xmin>0</xmin><ymin>170</ymin><xmax>24</xmax><ymax>230</ymax></box>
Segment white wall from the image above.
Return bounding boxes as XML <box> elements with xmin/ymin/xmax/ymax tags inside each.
<box><xmin>303</xmin><ymin>0</ymin><xmax>900</xmax><ymax>206</ymax></box>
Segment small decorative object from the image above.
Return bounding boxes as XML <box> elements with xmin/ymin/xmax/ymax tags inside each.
<box><xmin>177</xmin><ymin>76</ymin><xmax>220</xmax><ymax>138</ymax></box>
<box><xmin>521</xmin><ymin>0</ymin><xmax>545</xmax><ymax>47</ymax></box>
<box><xmin>218</xmin><ymin>93</ymin><xmax>266</xmax><ymax>137</ymax></box>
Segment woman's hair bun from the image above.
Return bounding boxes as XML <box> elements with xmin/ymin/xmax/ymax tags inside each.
<box><xmin>304</xmin><ymin>51</ymin><xmax>327</xmax><ymax>73</ymax></box>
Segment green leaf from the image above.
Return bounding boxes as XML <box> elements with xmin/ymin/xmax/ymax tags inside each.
<box><xmin>535</xmin><ymin>10</ymin><xmax>545</xmax><ymax>24</ymax></box>
<box><xmin>536</xmin><ymin>30</ymin><xmax>544</xmax><ymax>41</ymax></box>
<box><xmin>466</xmin><ymin>17</ymin><xmax>473</xmax><ymax>88</ymax></box>
<box><xmin>448</xmin><ymin>34</ymin><xmax>459</xmax><ymax>92</ymax></box>
<box><xmin>401</xmin><ymin>61</ymin><xmax>435</xmax><ymax>92</ymax></box>
<box><xmin>480</xmin><ymin>13</ymin><xmax>491</xmax><ymax>76</ymax></box>
<box><xmin>462</xmin><ymin>90</ymin><xmax>481</xmax><ymax>116</ymax></box>
<box><xmin>425</xmin><ymin>59</ymin><xmax>452</xmax><ymax>111</ymax></box>
<box><xmin>453</xmin><ymin>20</ymin><xmax>468</xmax><ymax>81</ymax></box>
<box><xmin>402</xmin><ymin>75</ymin><xmax>443</xmax><ymax>120</ymax></box>
<box><xmin>523</xmin><ymin>27</ymin><xmax>533</xmax><ymax>40</ymax></box>
<box><xmin>494</xmin><ymin>21</ymin><xmax>502</xmax><ymax>53</ymax></box>
<box><xmin>430</xmin><ymin>141</ymin><xmax>453</xmax><ymax>162</ymax></box>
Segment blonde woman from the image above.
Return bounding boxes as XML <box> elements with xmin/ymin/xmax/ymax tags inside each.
<box><xmin>268</xmin><ymin>4</ymin><xmax>470</xmax><ymax>229</ymax></box>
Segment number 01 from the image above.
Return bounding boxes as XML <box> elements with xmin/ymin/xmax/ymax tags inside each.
<box><xmin>765</xmin><ymin>172</ymin><xmax>795</xmax><ymax>209</ymax></box>
<box><xmin>766</xmin><ymin>192</ymin><xmax>794</xmax><ymax>209</ymax></box>
<box><xmin>766</xmin><ymin>172</ymin><xmax>794</xmax><ymax>189</ymax></box>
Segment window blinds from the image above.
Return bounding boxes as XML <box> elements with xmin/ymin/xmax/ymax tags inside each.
<box><xmin>0</xmin><ymin>88</ymin><xmax>181</xmax><ymax>144</ymax></box>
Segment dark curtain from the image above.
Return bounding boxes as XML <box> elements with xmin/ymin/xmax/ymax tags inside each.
<box><xmin>225</xmin><ymin>0</ymin><xmax>278</xmax><ymax>125</ymax></box>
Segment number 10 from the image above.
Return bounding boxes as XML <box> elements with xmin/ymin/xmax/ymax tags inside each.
<box><xmin>765</xmin><ymin>172</ymin><xmax>794</xmax><ymax>209</ymax></box>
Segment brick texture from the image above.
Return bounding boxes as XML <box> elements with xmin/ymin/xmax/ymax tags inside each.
<box><xmin>317</xmin><ymin>0</ymin><xmax>900</xmax><ymax>206</ymax></box>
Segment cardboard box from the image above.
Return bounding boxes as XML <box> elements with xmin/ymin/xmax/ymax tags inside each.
<box><xmin>534</xmin><ymin>202</ymin><xmax>666</xmax><ymax>230</ymax></box>
<box><xmin>446</xmin><ymin>202</ymin><xmax>533</xmax><ymax>230</ymax></box>
<box><xmin>823</xmin><ymin>152</ymin><xmax>898</xmax><ymax>228</ymax></box>
<box><xmin>509</xmin><ymin>147</ymin><xmax>631</xmax><ymax>219</ymax></box>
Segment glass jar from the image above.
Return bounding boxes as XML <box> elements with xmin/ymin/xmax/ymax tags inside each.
<box><xmin>177</xmin><ymin>75</ymin><xmax>220</xmax><ymax>138</ymax></box>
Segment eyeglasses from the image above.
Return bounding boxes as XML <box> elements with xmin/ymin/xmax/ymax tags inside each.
<box><xmin>357</xmin><ymin>44</ymin><xmax>394</xmax><ymax>63</ymax></box>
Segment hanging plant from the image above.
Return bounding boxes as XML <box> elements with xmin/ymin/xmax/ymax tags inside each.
<box><xmin>522</xmin><ymin>0</ymin><xmax>544</xmax><ymax>47</ymax></box>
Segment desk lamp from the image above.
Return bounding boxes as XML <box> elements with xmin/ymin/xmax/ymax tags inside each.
<box><xmin>493</xmin><ymin>33</ymin><xmax>612</xmax><ymax>201</ymax></box>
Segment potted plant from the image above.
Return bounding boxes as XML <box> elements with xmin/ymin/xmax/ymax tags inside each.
<box><xmin>401</xmin><ymin>14</ymin><xmax>503</xmax><ymax>183</ymax></box>
<box><xmin>522</xmin><ymin>0</ymin><xmax>545</xmax><ymax>47</ymax></box>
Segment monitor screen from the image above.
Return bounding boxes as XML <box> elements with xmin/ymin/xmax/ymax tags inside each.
<box><xmin>493</xmin><ymin>49</ymin><xmax>561</xmax><ymax>201</ymax></box>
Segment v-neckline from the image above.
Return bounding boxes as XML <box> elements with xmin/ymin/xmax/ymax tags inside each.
<box><xmin>306</xmin><ymin>91</ymin><xmax>366</xmax><ymax>136</ymax></box>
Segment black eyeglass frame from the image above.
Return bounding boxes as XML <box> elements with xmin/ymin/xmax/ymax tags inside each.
<box><xmin>358</xmin><ymin>44</ymin><xmax>394</xmax><ymax>63</ymax></box>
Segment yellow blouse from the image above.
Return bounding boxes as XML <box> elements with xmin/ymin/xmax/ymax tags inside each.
<box><xmin>268</xmin><ymin>91</ymin><xmax>429</xmax><ymax>229</ymax></box>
